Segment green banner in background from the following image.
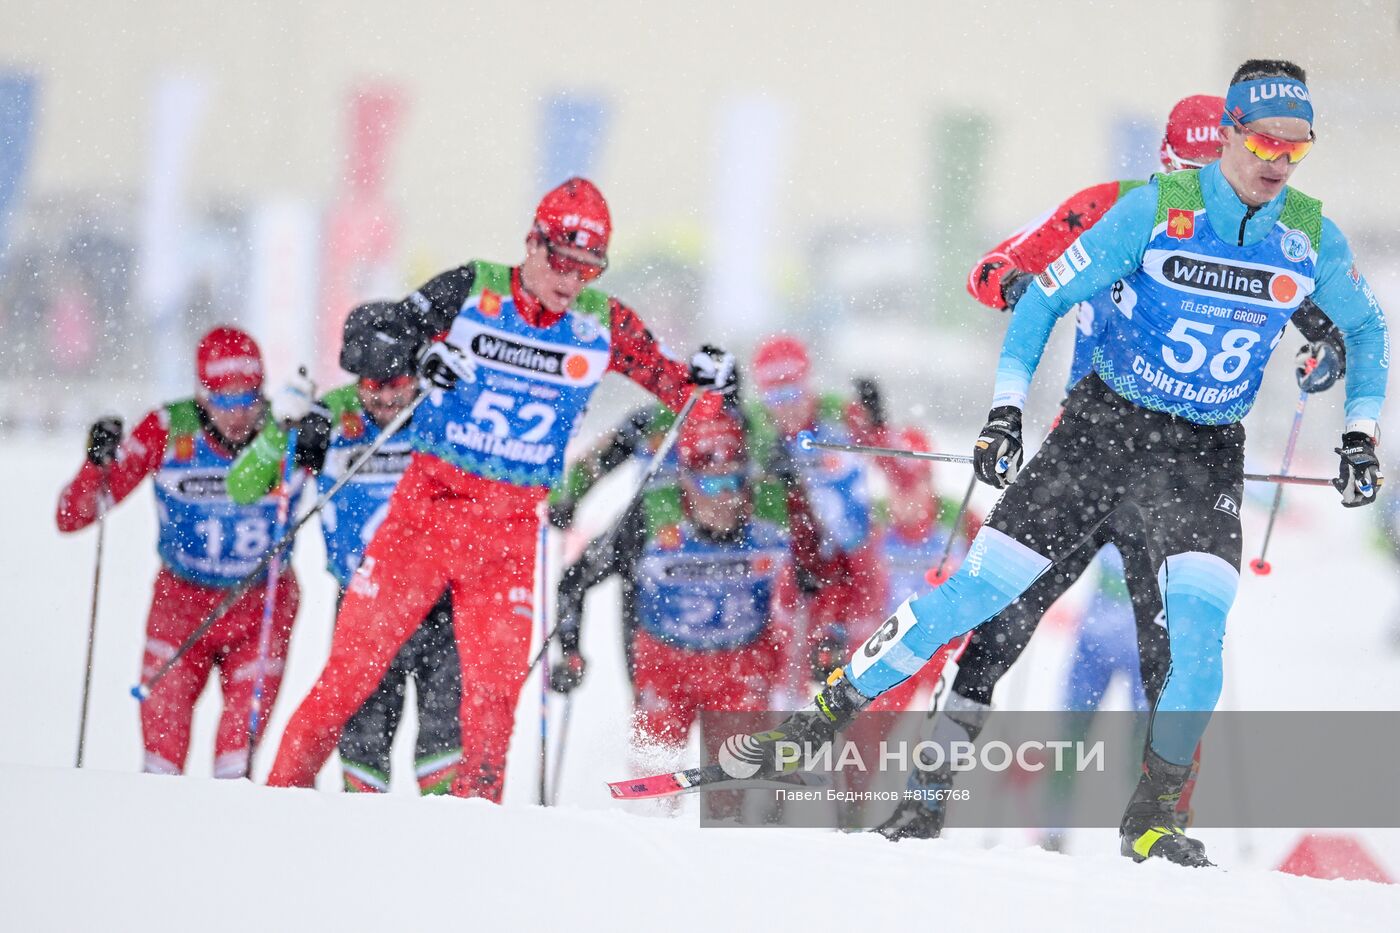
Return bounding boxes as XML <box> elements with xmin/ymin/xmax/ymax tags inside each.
<box><xmin>927</xmin><ymin>110</ymin><xmax>990</xmax><ymax>322</ymax></box>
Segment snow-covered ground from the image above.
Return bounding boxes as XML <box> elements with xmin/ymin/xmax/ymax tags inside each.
<box><xmin>4</xmin><ymin>762</ymin><xmax>1398</xmax><ymax>932</ymax></box>
<box><xmin>4</xmin><ymin>435</ymin><xmax>1400</xmax><ymax>931</ymax></box>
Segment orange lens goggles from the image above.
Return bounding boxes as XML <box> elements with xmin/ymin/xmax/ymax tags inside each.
<box><xmin>542</xmin><ymin>238</ymin><xmax>607</xmax><ymax>282</ymax></box>
<box><xmin>1228</xmin><ymin>112</ymin><xmax>1314</xmax><ymax>164</ymax></box>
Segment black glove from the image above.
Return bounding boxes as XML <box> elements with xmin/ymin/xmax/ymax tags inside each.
<box><xmin>1295</xmin><ymin>333</ymin><xmax>1345</xmax><ymax>394</ymax></box>
<box><xmin>811</xmin><ymin>632</ymin><xmax>845</xmax><ymax>683</ymax></box>
<box><xmin>689</xmin><ymin>344</ymin><xmax>737</xmax><ymax>396</ymax></box>
<box><xmin>973</xmin><ymin>406</ymin><xmax>1024</xmax><ymax>489</ymax></box>
<box><xmin>853</xmin><ymin>377</ymin><xmax>886</xmax><ymax>429</ymax></box>
<box><xmin>550</xmin><ymin>650</ymin><xmax>588</xmax><ymax>694</ymax></box>
<box><xmin>1334</xmin><ymin>432</ymin><xmax>1382</xmax><ymax>508</ymax></box>
<box><xmin>1000</xmin><ymin>270</ymin><xmax>1032</xmax><ymax>309</ymax></box>
<box><xmin>86</xmin><ymin>416</ymin><xmax>123</xmax><ymax>466</ymax></box>
<box><xmin>766</xmin><ymin>436</ymin><xmax>802</xmax><ymax>488</ymax></box>
<box><xmin>547</xmin><ymin>499</ymin><xmax>576</xmax><ymax>530</ymax></box>
<box><xmin>417</xmin><ymin>340</ymin><xmax>476</xmax><ymax>390</ymax></box>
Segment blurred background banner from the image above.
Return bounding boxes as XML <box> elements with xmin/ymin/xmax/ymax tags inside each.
<box><xmin>138</xmin><ymin>75</ymin><xmax>208</xmax><ymax>398</ymax></box>
<box><xmin>0</xmin><ymin>71</ymin><xmax>38</xmax><ymax>262</ymax></box>
<box><xmin>317</xmin><ymin>84</ymin><xmax>406</xmax><ymax>386</ymax></box>
<box><xmin>707</xmin><ymin>95</ymin><xmax>791</xmax><ymax>340</ymax></box>
<box><xmin>0</xmin><ymin>0</ymin><xmax>1395</xmax><ymax>458</ymax></box>
<box><xmin>540</xmin><ymin>92</ymin><xmax>611</xmax><ymax>192</ymax></box>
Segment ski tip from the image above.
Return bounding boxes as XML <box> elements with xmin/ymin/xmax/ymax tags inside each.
<box><xmin>606</xmin><ymin>773</ymin><xmax>685</xmax><ymax>800</ymax></box>
<box><xmin>1249</xmin><ymin>558</ymin><xmax>1272</xmax><ymax>576</ymax></box>
<box><xmin>130</xmin><ymin>684</ymin><xmax>148</xmax><ymax>702</ymax></box>
<box><xmin>796</xmin><ymin>430</ymin><xmax>815</xmax><ymax>451</ymax></box>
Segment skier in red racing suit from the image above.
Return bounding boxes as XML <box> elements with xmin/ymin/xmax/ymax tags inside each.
<box><xmin>267</xmin><ymin>178</ymin><xmax>735</xmax><ymax>800</ymax></box>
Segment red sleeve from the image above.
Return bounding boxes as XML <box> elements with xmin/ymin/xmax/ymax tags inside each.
<box><xmin>605</xmin><ymin>299</ymin><xmax>697</xmax><ymax>413</ymax></box>
<box><xmin>56</xmin><ymin>409</ymin><xmax>167</xmax><ymax>532</ymax></box>
<box><xmin>966</xmin><ymin>180</ymin><xmax>1123</xmax><ymax>310</ymax></box>
<box><xmin>784</xmin><ymin>484</ymin><xmax>825</xmax><ymax>589</ymax></box>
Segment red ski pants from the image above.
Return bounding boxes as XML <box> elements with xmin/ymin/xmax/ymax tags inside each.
<box><xmin>267</xmin><ymin>455</ymin><xmax>543</xmax><ymax>801</ymax></box>
<box><xmin>140</xmin><ymin>566</ymin><xmax>299</xmax><ymax>778</ymax></box>
<box><xmin>630</xmin><ymin>627</ymin><xmax>784</xmax><ymax>750</ymax></box>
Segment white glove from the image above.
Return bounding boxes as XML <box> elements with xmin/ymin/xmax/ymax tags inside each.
<box><xmin>271</xmin><ymin>370</ymin><xmax>316</xmax><ymax>425</ymax></box>
<box><xmin>417</xmin><ymin>341</ymin><xmax>477</xmax><ymax>389</ymax></box>
<box><xmin>689</xmin><ymin>345</ymin><xmax>737</xmax><ymax>395</ymax></box>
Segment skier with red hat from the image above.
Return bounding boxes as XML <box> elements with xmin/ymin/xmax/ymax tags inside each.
<box><xmin>557</xmin><ymin>406</ymin><xmax>814</xmax><ymax>773</ymax></box>
<box><xmin>56</xmin><ymin>326</ymin><xmax>301</xmax><ymax>778</ymax></box>
<box><xmin>747</xmin><ymin>336</ymin><xmax>890</xmax><ymax>707</ymax></box>
<box><xmin>267</xmin><ymin>177</ymin><xmax>737</xmax><ymax>799</ymax></box>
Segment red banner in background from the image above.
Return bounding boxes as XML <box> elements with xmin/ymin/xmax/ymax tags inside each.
<box><xmin>317</xmin><ymin>83</ymin><xmax>407</xmax><ymax>386</ymax></box>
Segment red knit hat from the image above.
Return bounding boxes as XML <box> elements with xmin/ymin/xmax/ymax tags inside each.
<box><xmin>751</xmin><ymin>335</ymin><xmax>812</xmax><ymax>393</ymax></box>
<box><xmin>533</xmin><ymin>177</ymin><xmax>611</xmax><ymax>255</ymax></box>
<box><xmin>196</xmin><ymin>326</ymin><xmax>264</xmax><ymax>392</ymax></box>
<box><xmin>1161</xmin><ymin>95</ymin><xmax>1226</xmax><ymax>172</ymax></box>
<box><xmin>678</xmin><ymin>410</ymin><xmax>747</xmax><ymax>470</ymax></box>
<box><xmin>881</xmin><ymin>426</ymin><xmax>935</xmax><ymax>490</ymax></box>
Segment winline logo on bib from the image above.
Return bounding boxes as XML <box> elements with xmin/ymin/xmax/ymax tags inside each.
<box><xmin>1162</xmin><ymin>255</ymin><xmax>1298</xmax><ymax>304</ymax></box>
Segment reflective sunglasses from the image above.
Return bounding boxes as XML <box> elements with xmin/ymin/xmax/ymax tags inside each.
<box><xmin>538</xmin><ymin>233</ymin><xmax>608</xmax><ymax>283</ymax></box>
<box><xmin>1227</xmin><ymin>111</ymin><xmax>1314</xmax><ymax>164</ymax></box>
<box><xmin>205</xmin><ymin>389</ymin><xmax>262</xmax><ymax>411</ymax></box>
<box><xmin>361</xmin><ymin>374</ymin><xmax>416</xmax><ymax>392</ymax></box>
<box><xmin>689</xmin><ymin>471</ymin><xmax>746</xmax><ymax>496</ymax></box>
<box><xmin>761</xmin><ymin>385</ymin><xmax>806</xmax><ymax>407</ymax></box>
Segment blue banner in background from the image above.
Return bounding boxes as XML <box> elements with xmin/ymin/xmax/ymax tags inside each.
<box><xmin>0</xmin><ymin>72</ymin><xmax>39</xmax><ymax>261</ymax></box>
<box><xmin>539</xmin><ymin>94</ymin><xmax>609</xmax><ymax>190</ymax></box>
<box><xmin>1110</xmin><ymin>114</ymin><xmax>1157</xmax><ymax>177</ymax></box>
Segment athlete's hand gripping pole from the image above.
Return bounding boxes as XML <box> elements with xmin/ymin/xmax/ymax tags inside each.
<box><xmin>131</xmin><ymin>389</ymin><xmax>431</xmax><ymax>701</ymax></box>
<box><xmin>529</xmin><ymin>387</ymin><xmax>711</xmax><ymax>674</ymax></box>
<box><xmin>1250</xmin><ymin>387</ymin><xmax>1309</xmax><ymax>576</ymax></box>
<box><xmin>796</xmin><ymin>435</ymin><xmax>1344</xmax><ymax>488</ymax></box>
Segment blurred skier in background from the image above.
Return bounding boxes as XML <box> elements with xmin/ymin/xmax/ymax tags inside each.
<box><xmin>229</xmin><ymin>302</ymin><xmax>462</xmax><ymax>794</ymax></box>
<box><xmin>746</xmin><ymin>336</ymin><xmax>889</xmax><ymax>706</ymax></box>
<box><xmin>56</xmin><ymin>326</ymin><xmax>300</xmax><ymax>778</ymax></box>
<box><xmin>550</xmin><ymin>408</ymin><xmax>820</xmax><ymax>778</ymax></box>
<box><xmin>266</xmin><ymin>177</ymin><xmax>737</xmax><ymax>800</ymax></box>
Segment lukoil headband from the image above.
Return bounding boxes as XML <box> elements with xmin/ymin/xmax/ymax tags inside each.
<box><xmin>1222</xmin><ymin>77</ymin><xmax>1313</xmax><ymax>126</ymax></box>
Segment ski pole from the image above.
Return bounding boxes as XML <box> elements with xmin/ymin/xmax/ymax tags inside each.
<box><xmin>245</xmin><ymin>422</ymin><xmax>301</xmax><ymax>775</ymax></box>
<box><xmin>796</xmin><ymin>435</ymin><xmax>1342</xmax><ymax>488</ymax></box>
<box><xmin>526</xmin><ymin>387</ymin><xmax>710</xmax><ymax>672</ymax></box>
<box><xmin>536</xmin><ymin>505</ymin><xmax>550</xmax><ymax>806</ymax></box>
<box><xmin>550</xmin><ymin>695</ymin><xmax>573</xmax><ymax>806</ymax></box>
<box><xmin>1249</xmin><ymin>388</ymin><xmax>1310</xmax><ymax>576</ymax></box>
<box><xmin>927</xmin><ymin>474</ymin><xmax>977</xmax><ymax>586</ymax></box>
<box><xmin>75</xmin><ymin>477</ymin><xmax>109</xmax><ymax>768</ymax></box>
<box><xmin>133</xmin><ymin>389</ymin><xmax>429</xmax><ymax>700</ymax></box>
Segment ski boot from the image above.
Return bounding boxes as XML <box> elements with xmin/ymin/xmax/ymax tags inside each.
<box><xmin>738</xmin><ymin>668</ymin><xmax>869</xmax><ymax>779</ymax></box>
<box><xmin>873</xmin><ymin>692</ymin><xmax>991</xmax><ymax>841</ymax></box>
<box><xmin>1120</xmin><ymin>748</ymin><xmax>1214</xmax><ymax>867</ymax></box>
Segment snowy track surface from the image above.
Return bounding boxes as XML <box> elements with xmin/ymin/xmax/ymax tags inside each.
<box><xmin>3</xmin><ymin>762</ymin><xmax>1396</xmax><ymax>933</ymax></box>
<box><xmin>6</xmin><ymin>436</ymin><xmax>1400</xmax><ymax>931</ymax></box>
